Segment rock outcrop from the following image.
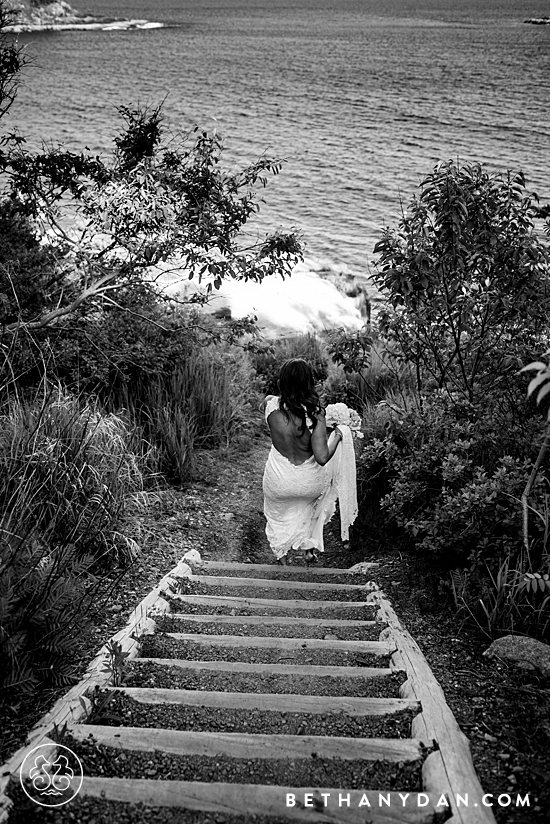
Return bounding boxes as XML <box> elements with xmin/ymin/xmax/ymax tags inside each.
<box><xmin>6</xmin><ymin>0</ymin><xmax>86</xmax><ymax>28</ymax></box>
<box><xmin>4</xmin><ymin>0</ymin><xmax>159</xmax><ymax>31</ymax></box>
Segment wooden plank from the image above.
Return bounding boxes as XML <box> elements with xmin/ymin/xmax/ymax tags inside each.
<box><xmin>190</xmin><ymin>574</ymin><xmax>368</xmax><ymax>592</ymax></box>
<box><xmin>136</xmin><ymin>657</ymin><xmax>396</xmax><ymax>679</ymax></box>
<box><xmin>70</xmin><ymin>724</ymin><xmax>426</xmax><ymax>762</ymax></box>
<box><xmin>168</xmin><ymin>613</ymin><xmax>380</xmax><ymax>628</ymax></box>
<box><xmin>164</xmin><ymin>632</ymin><xmax>394</xmax><ymax>654</ymax></box>
<box><xmin>170</xmin><ymin>594</ymin><xmax>372</xmax><ymax>611</ymax></box>
<box><xmin>370</xmin><ymin>591</ymin><xmax>496</xmax><ymax>824</ymax></box>
<box><xmin>118</xmin><ymin>687</ymin><xmax>419</xmax><ymax>716</ymax></box>
<box><xmin>199</xmin><ymin>561</ymin><xmax>379</xmax><ymax>574</ymax></box>
<box><xmin>78</xmin><ymin>778</ymin><xmax>441</xmax><ymax>824</ymax></box>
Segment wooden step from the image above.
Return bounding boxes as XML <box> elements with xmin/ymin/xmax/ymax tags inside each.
<box><xmin>70</xmin><ymin>724</ymin><xmax>426</xmax><ymax>762</ymax></box>
<box><xmin>136</xmin><ymin>657</ymin><xmax>396</xmax><ymax>678</ymax></box>
<box><xmin>170</xmin><ymin>594</ymin><xmax>372</xmax><ymax>611</ymax></box>
<box><xmin>77</xmin><ymin>777</ymin><xmax>441</xmax><ymax>823</ymax></box>
<box><xmin>163</xmin><ymin>633</ymin><xmax>394</xmax><ymax>654</ymax></box>
<box><xmin>117</xmin><ymin>687</ymin><xmax>419</xmax><ymax>716</ymax></box>
<box><xmin>199</xmin><ymin>561</ymin><xmax>378</xmax><ymax>574</ymax></box>
<box><xmin>168</xmin><ymin>613</ymin><xmax>380</xmax><ymax>628</ymax></box>
<box><xmin>190</xmin><ymin>574</ymin><xmax>369</xmax><ymax>592</ymax></box>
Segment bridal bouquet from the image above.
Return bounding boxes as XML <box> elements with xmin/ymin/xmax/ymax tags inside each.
<box><xmin>325</xmin><ymin>402</ymin><xmax>364</xmax><ymax>439</ymax></box>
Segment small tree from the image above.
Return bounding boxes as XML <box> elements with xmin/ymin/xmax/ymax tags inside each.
<box><xmin>0</xmin><ymin>0</ymin><xmax>302</xmax><ymax>347</ymax></box>
<box><xmin>373</xmin><ymin>160</ymin><xmax>550</xmax><ymax>403</ymax></box>
<box><xmin>2</xmin><ymin>107</ymin><xmax>303</xmax><ymax>337</ymax></box>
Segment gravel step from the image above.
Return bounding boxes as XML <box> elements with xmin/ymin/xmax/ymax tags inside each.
<box><xmin>159</xmin><ymin>633</ymin><xmax>393</xmax><ymax>654</ymax></box>
<box><xmin>88</xmin><ymin>691</ymin><xmax>418</xmax><ymax>739</ymax></box>
<box><xmin>168</xmin><ymin>594</ymin><xmax>377</xmax><ymax>619</ymax></box>
<box><xmin>70</xmin><ymin>723</ymin><xmax>426</xmax><ymax>762</ymax></box>
<box><xmin>199</xmin><ymin>561</ymin><xmax>378</xmax><ymax>574</ymax></box>
<box><xmin>141</xmin><ymin>635</ymin><xmax>389</xmax><ymax>667</ymax></box>
<box><xmin>115</xmin><ymin>687</ymin><xmax>419</xmax><ymax>716</ymax></box>
<box><xmin>191</xmin><ymin>575</ymin><xmax>369</xmax><ymax>592</ymax></box>
<box><xmin>165</xmin><ymin>613</ymin><xmax>381</xmax><ymax>628</ymax></box>
<box><xmin>128</xmin><ymin>661</ymin><xmax>405</xmax><ymax>697</ymax></box>
<box><xmin>63</xmin><ymin>733</ymin><xmax>423</xmax><ymax>791</ymax></box>
<box><xmin>196</xmin><ymin>562</ymin><xmax>378</xmax><ymax>585</ymax></box>
<box><xmin>73</xmin><ymin>777</ymin><xmax>441</xmax><ymax>823</ymax></box>
<box><xmin>135</xmin><ymin>657</ymin><xmax>397</xmax><ymax>679</ymax></box>
<box><xmin>157</xmin><ymin>615</ymin><xmax>385</xmax><ymax>641</ymax></box>
<box><xmin>187</xmin><ymin>575</ymin><xmax>370</xmax><ymax>595</ymax></box>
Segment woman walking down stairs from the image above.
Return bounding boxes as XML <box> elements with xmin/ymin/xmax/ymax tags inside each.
<box><xmin>0</xmin><ymin>552</ymin><xmax>496</xmax><ymax>824</ymax></box>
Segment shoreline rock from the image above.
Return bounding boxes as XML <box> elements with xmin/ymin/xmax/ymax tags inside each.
<box><xmin>4</xmin><ymin>0</ymin><xmax>162</xmax><ymax>31</ymax></box>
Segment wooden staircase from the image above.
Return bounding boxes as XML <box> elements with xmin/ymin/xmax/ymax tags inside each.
<box><xmin>0</xmin><ymin>558</ymin><xmax>496</xmax><ymax>824</ymax></box>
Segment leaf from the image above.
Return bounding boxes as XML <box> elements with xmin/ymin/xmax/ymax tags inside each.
<box><xmin>527</xmin><ymin>372</ymin><xmax>550</xmax><ymax>397</ymax></box>
<box><xmin>536</xmin><ymin>383</ymin><xmax>550</xmax><ymax>405</ymax></box>
<box><xmin>520</xmin><ymin>362</ymin><xmax>547</xmax><ymax>373</ymax></box>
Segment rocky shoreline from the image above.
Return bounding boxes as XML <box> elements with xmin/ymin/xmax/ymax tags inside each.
<box><xmin>5</xmin><ymin>0</ymin><xmax>162</xmax><ymax>31</ymax></box>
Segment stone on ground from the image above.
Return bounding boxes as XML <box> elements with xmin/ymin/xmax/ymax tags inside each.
<box><xmin>483</xmin><ymin>634</ymin><xmax>550</xmax><ymax>677</ymax></box>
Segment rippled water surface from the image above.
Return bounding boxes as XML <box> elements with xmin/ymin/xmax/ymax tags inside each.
<box><xmin>8</xmin><ymin>0</ymin><xmax>550</xmax><ymax>279</ymax></box>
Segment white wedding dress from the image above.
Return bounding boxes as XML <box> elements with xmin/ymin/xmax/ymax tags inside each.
<box><xmin>262</xmin><ymin>396</ymin><xmax>358</xmax><ymax>561</ymax></box>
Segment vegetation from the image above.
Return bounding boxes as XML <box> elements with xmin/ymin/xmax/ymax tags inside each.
<box><xmin>0</xmin><ymin>0</ymin><xmax>299</xmax><ymax>694</ymax></box>
<box><xmin>351</xmin><ymin>161</ymin><xmax>550</xmax><ymax>641</ymax></box>
<box><xmin>1</xmin><ymin>0</ymin><xmax>550</xmax><ymax>704</ymax></box>
<box><xmin>0</xmin><ymin>389</ymin><xmax>146</xmax><ymax>692</ymax></box>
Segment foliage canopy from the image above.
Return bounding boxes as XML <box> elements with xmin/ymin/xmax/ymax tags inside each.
<box><xmin>373</xmin><ymin>161</ymin><xmax>550</xmax><ymax>402</ymax></box>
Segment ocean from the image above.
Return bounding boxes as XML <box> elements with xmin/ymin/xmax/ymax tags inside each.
<box><xmin>5</xmin><ymin>0</ymin><xmax>550</xmax><ymax>332</ymax></box>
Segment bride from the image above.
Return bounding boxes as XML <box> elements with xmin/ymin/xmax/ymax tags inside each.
<box><xmin>262</xmin><ymin>358</ymin><xmax>345</xmax><ymax>566</ymax></box>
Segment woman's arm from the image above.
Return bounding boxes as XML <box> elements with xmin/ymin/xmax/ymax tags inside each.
<box><xmin>311</xmin><ymin>411</ymin><xmax>343</xmax><ymax>466</ymax></box>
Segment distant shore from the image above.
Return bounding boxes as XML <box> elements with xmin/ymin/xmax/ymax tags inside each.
<box><xmin>5</xmin><ymin>0</ymin><xmax>163</xmax><ymax>31</ymax></box>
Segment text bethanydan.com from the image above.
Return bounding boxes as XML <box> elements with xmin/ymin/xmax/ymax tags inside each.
<box><xmin>285</xmin><ymin>792</ymin><xmax>530</xmax><ymax>810</ymax></box>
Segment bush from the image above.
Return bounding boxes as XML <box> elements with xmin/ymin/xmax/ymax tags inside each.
<box><xmin>0</xmin><ymin>389</ymin><xmax>146</xmax><ymax>692</ymax></box>
<box><xmin>358</xmin><ymin>392</ymin><xmax>546</xmax><ymax>569</ymax></box>
<box><xmin>373</xmin><ymin>161</ymin><xmax>550</xmax><ymax>403</ymax></box>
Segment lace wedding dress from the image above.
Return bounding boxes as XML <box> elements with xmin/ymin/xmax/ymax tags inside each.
<box><xmin>262</xmin><ymin>396</ymin><xmax>358</xmax><ymax>561</ymax></box>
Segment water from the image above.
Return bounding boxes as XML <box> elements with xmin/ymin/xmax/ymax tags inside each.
<box><xmin>5</xmin><ymin>0</ymin><xmax>550</xmax><ymax>330</ymax></box>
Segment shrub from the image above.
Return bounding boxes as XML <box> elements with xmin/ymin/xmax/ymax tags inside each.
<box><xmin>0</xmin><ymin>389</ymin><xmax>145</xmax><ymax>692</ymax></box>
<box><xmin>373</xmin><ymin>160</ymin><xmax>550</xmax><ymax>403</ymax></box>
<box><xmin>358</xmin><ymin>392</ymin><xmax>546</xmax><ymax>569</ymax></box>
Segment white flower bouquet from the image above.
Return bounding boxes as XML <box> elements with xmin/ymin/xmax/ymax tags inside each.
<box><xmin>325</xmin><ymin>402</ymin><xmax>364</xmax><ymax>439</ymax></box>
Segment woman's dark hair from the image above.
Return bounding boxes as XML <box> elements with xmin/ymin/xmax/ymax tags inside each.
<box><xmin>278</xmin><ymin>358</ymin><xmax>322</xmax><ymax>434</ymax></box>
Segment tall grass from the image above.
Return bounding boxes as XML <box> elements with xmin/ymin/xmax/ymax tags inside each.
<box><xmin>323</xmin><ymin>339</ymin><xmax>416</xmax><ymax>412</ymax></box>
<box><xmin>252</xmin><ymin>334</ymin><xmax>328</xmax><ymax>395</ymax></box>
<box><xmin>0</xmin><ymin>388</ymin><xmax>146</xmax><ymax>692</ymax></box>
<box><xmin>118</xmin><ymin>345</ymin><xmax>262</xmax><ymax>481</ymax></box>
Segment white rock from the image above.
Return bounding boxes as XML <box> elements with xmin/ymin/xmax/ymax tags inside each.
<box><xmin>348</xmin><ymin>562</ymin><xmax>375</xmax><ymax>575</ymax></box>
